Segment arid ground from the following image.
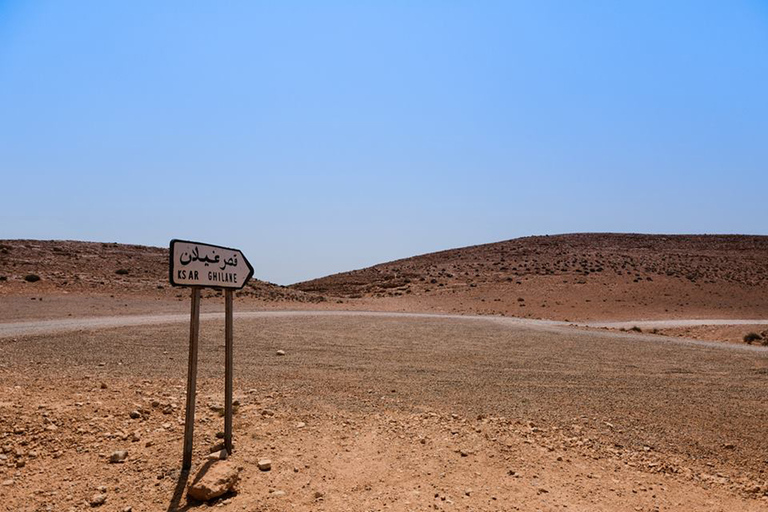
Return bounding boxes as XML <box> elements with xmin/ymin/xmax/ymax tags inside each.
<box><xmin>1</xmin><ymin>236</ymin><xmax>767</xmax><ymax>511</ymax></box>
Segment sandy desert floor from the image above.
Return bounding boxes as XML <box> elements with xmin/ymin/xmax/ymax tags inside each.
<box><xmin>1</xmin><ymin>312</ymin><xmax>767</xmax><ymax>511</ymax></box>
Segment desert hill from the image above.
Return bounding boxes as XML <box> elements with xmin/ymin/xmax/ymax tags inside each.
<box><xmin>3</xmin><ymin>235</ymin><xmax>767</xmax><ymax>322</ymax></box>
<box><xmin>0</xmin><ymin>240</ymin><xmax>321</xmax><ymax>304</ymax></box>
<box><xmin>293</xmin><ymin>233</ymin><xmax>768</xmax><ymax>321</ymax></box>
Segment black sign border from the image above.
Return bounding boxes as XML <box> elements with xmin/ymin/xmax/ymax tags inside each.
<box><xmin>169</xmin><ymin>238</ymin><xmax>255</xmax><ymax>290</ymax></box>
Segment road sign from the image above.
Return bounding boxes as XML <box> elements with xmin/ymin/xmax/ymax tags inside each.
<box><xmin>170</xmin><ymin>239</ymin><xmax>253</xmax><ymax>471</ymax></box>
<box><xmin>170</xmin><ymin>239</ymin><xmax>254</xmax><ymax>290</ymax></box>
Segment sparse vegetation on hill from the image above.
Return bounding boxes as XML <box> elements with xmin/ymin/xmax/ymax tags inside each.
<box><xmin>0</xmin><ymin>240</ymin><xmax>322</xmax><ymax>303</ymax></box>
<box><xmin>292</xmin><ymin>233</ymin><xmax>768</xmax><ymax>320</ymax></box>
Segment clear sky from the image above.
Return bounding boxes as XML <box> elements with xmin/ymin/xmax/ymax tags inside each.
<box><xmin>1</xmin><ymin>1</ymin><xmax>766</xmax><ymax>284</ymax></box>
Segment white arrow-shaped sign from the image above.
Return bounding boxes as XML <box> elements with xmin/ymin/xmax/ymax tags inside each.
<box><xmin>169</xmin><ymin>239</ymin><xmax>254</xmax><ymax>290</ymax></box>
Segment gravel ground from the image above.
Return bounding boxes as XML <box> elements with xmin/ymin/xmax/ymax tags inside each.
<box><xmin>1</xmin><ymin>314</ymin><xmax>767</xmax><ymax>510</ymax></box>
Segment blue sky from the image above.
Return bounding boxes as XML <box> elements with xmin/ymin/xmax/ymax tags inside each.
<box><xmin>1</xmin><ymin>1</ymin><xmax>766</xmax><ymax>284</ymax></box>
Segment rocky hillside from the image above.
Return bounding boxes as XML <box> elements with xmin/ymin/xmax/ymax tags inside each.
<box><xmin>0</xmin><ymin>240</ymin><xmax>323</xmax><ymax>303</ymax></box>
<box><xmin>293</xmin><ymin>234</ymin><xmax>768</xmax><ymax>320</ymax></box>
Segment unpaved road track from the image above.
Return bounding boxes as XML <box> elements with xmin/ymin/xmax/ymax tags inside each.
<box><xmin>2</xmin><ymin>310</ymin><xmax>767</xmax><ymax>352</ymax></box>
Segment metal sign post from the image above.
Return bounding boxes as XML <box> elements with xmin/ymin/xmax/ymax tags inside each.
<box><xmin>224</xmin><ymin>289</ymin><xmax>234</xmax><ymax>454</ymax></box>
<box><xmin>182</xmin><ymin>287</ymin><xmax>201</xmax><ymax>470</ymax></box>
<box><xmin>169</xmin><ymin>239</ymin><xmax>254</xmax><ymax>471</ymax></box>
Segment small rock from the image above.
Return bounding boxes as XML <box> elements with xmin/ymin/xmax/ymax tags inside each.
<box><xmin>1</xmin><ymin>479</ymin><xmax>14</xmax><ymax>486</ymax></box>
<box><xmin>187</xmin><ymin>461</ymin><xmax>239</xmax><ymax>502</ymax></box>
<box><xmin>314</xmin><ymin>490</ymin><xmax>325</xmax><ymax>499</ymax></box>
<box><xmin>207</xmin><ymin>449</ymin><xmax>228</xmax><ymax>461</ymax></box>
<box><xmin>296</xmin><ymin>422</ymin><xmax>306</xmax><ymax>428</ymax></box>
<box><xmin>109</xmin><ymin>450</ymin><xmax>128</xmax><ymax>463</ymax></box>
<box><xmin>89</xmin><ymin>494</ymin><xmax>107</xmax><ymax>507</ymax></box>
<box><xmin>276</xmin><ymin>350</ymin><xmax>286</xmax><ymax>356</ymax></box>
<box><xmin>129</xmin><ymin>411</ymin><xmax>141</xmax><ymax>419</ymax></box>
<box><xmin>258</xmin><ymin>459</ymin><xmax>272</xmax><ymax>471</ymax></box>
<box><xmin>270</xmin><ymin>490</ymin><xmax>286</xmax><ymax>497</ymax></box>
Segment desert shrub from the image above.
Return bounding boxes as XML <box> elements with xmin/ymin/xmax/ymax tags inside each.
<box><xmin>24</xmin><ymin>274</ymin><xmax>41</xmax><ymax>282</ymax></box>
<box><xmin>743</xmin><ymin>332</ymin><xmax>762</xmax><ymax>345</ymax></box>
<box><xmin>115</xmin><ymin>269</ymin><xmax>129</xmax><ymax>275</ymax></box>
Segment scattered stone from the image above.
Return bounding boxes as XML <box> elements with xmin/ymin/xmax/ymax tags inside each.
<box><xmin>314</xmin><ymin>490</ymin><xmax>325</xmax><ymax>499</ymax></box>
<box><xmin>207</xmin><ymin>449</ymin><xmax>228</xmax><ymax>461</ymax></box>
<box><xmin>276</xmin><ymin>350</ymin><xmax>286</xmax><ymax>356</ymax></box>
<box><xmin>296</xmin><ymin>422</ymin><xmax>306</xmax><ymax>428</ymax></box>
<box><xmin>129</xmin><ymin>410</ymin><xmax>141</xmax><ymax>419</ymax></box>
<box><xmin>109</xmin><ymin>450</ymin><xmax>128</xmax><ymax>463</ymax></box>
<box><xmin>270</xmin><ymin>490</ymin><xmax>286</xmax><ymax>497</ymax></box>
<box><xmin>258</xmin><ymin>459</ymin><xmax>272</xmax><ymax>471</ymax></box>
<box><xmin>89</xmin><ymin>493</ymin><xmax>107</xmax><ymax>507</ymax></box>
<box><xmin>187</xmin><ymin>461</ymin><xmax>239</xmax><ymax>502</ymax></box>
<box><xmin>2</xmin><ymin>479</ymin><xmax>14</xmax><ymax>486</ymax></box>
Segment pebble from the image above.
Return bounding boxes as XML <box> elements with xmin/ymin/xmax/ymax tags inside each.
<box><xmin>276</xmin><ymin>350</ymin><xmax>286</xmax><ymax>356</ymax></box>
<box><xmin>258</xmin><ymin>459</ymin><xmax>272</xmax><ymax>471</ymax></box>
<box><xmin>129</xmin><ymin>410</ymin><xmax>141</xmax><ymax>419</ymax></box>
<box><xmin>1</xmin><ymin>479</ymin><xmax>14</xmax><ymax>486</ymax></box>
<box><xmin>207</xmin><ymin>450</ymin><xmax>228</xmax><ymax>461</ymax></box>
<box><xmin>89</xmin><ymin>493</ymin><xmax>107</xmax><ymax>507</ymax></box>
<box><xmin>109</xmin><ymin>450</ymin><xmax>128</xmax><ymax>463</ymax></box>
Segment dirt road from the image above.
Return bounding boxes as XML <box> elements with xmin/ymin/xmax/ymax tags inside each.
<box><xmin>2</xmin><ymin>310</ymin><xmax>767</xmax><ymax>352</ymax></box>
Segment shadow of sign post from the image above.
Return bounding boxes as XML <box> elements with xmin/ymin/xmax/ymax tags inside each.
<box><xmin>169</xmin><ymin>239</ymin><xmax>254</xmax><ymax>471</ymax></box>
